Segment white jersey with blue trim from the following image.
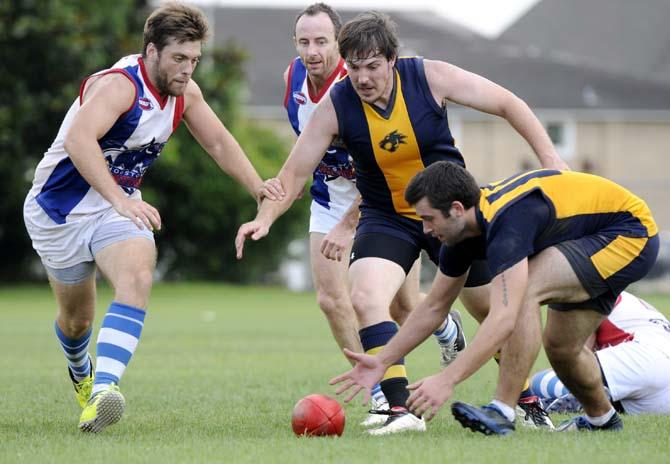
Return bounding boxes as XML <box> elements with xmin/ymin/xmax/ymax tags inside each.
<box><xmin>284</xmin><ymin>57</ymin><xmax>357</xmax><ymax>212</ymax></box>
<box><xmin>27</xmin><ymin>54</ymin><xmax>184</xmax><ymax>224</ymax></box>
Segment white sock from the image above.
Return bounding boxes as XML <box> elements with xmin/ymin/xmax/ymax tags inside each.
<box><xmin>586</xmin><ymin>408</ymin><xmax>615</xmax><ymax>426</ymax></box>
<box><xmin>433</xmin><ymin>314</ymin><xmax>457</xmax><ymax>344</ymax></box>
<box><xmin>490</xmin><ymin>399</ymin><xmax>516</xmax><ymax>422</ymax></box>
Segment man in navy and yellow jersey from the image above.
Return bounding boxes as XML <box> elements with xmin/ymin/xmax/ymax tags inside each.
<box><xmin>236</xmin><ymin>11</ymin><xmax>567</xmax><ymax>435</ymax></box>
<box><xmin>331</xmin><ymin>161</ymin><xmax>658</xmax><ymax>436</ymax></box>
<box><xmin>281</xmin><ymin>3</ymin><xmax>462</xmax><ymax>429</ymax></box>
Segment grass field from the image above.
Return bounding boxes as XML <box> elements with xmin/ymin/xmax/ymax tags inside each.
<box><xmin>1</xmin><ymin>284</ymin><xmax>669</xmax><ymax>463</ymax></box>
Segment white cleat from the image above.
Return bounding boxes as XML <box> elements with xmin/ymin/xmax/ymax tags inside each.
<box><xmin>367</xmin><ymin>408</ymin><xmax>426</xmax><ymax>436</ymax></box>
<box><xmin>516</xmin><ymin>396</ymin><xmax>555</xmax><ymax>430</ymax></box>
<box><xmin>360</xmin><ymin>398</ymin><xmax>389</xmax><ymax>427</ymax></box>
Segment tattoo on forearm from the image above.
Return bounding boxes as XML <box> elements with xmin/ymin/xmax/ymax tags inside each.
<box><xmin>501</xmin><ymin>273</ymin><xmax>508</xmax><ymax>306</ymax></box>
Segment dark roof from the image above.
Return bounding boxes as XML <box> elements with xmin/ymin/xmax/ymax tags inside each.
<box><xmin>210</xmin><ymin>6</ymin><xmax>670</xmax><ymax>112</ymax></box>
<box><xmin>499</xmin><ymin>0</ymin><xmax>670</xmax><ymax>85</ymax></box>
<box><xmin>210</xmin><ymin>7</ymin><xmax>483</xmax><ymax>112</ymax></box>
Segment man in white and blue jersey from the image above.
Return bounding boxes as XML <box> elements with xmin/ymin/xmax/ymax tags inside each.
<box><xmin>284</xmin><ymin>3</ymin><xmax>359</xmax><ymax>359</ymax></box>
<box><xmin>23</xmin><ymin>2</ymin><xmax>280</xmax><ymax>433</ymax></box>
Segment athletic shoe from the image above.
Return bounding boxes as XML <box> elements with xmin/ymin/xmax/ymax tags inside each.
<box><xmin>451</xmin><ymin>401</ymin><xmax>515</xmax><ymax>436</ymax></box>
<box><xmin>78</xmin><ymin>384</ymin><xmax>125</xmax><ymax>433</ymax></box>
<box><xmin>367</xmin><ymin>407</ymin><xmax>426</xmax><ymax>435</ymax></box>
<box><xmin>546</xmin><ymin>393</ymin><xmax>583</xmax><ymax>414</ymax></box>
<box><xmin>556</xmin><ymin>412</ymin><xmax>623</xmax><ymax>432</ymax></box>
<box><xmin>68</xmin><ymin>358</ymin><xmax>94</xmax><ymax>408</ymax></box>
<box><xmin>439</xmin><ymin>310</ymin><xmax>467</xmax><ymax>368</ymax></box>
<box><xmin>360</xmin><ymin>398</ymin><xmax>390</xmax><ymax>427</ymax></box>
<box><xmin>516</xmin><ymin>395</ymin><xmax>555</xmax><ymax>429</ymax></box>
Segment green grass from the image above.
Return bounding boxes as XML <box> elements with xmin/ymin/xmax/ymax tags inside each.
<box><xmin>1</xmin><ymin>284</ymin><xmax>670</xmax><ymax>463</ymax></box>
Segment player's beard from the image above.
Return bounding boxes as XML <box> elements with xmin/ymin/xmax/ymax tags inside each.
<box><xmin>154</xmin><ymin>56</ymin><xmax>186</xmax><ymax>97</ymax></box>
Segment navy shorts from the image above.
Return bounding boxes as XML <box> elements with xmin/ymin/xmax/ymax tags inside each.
<box><xmin>551</xmin><ymin>232</ymin><xmax>659</xmax><ymax>315</ymax></box>
<box><xmin>351</xmin><ymin>207</ymin><xmax>491</xmax><ymax>287</ymax></box>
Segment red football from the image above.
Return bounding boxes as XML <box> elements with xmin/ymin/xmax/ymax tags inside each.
<box><xmin>291</xmin><ymin>394</ymin><xmax>345</xmax><ymax>437</ymax></box>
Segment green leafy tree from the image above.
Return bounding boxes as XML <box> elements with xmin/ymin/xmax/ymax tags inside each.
<box><xmin>0</xmin><ymin>0</ymin><xmax>149</xmax><ymax>281</ymax></box>
<box><xmin>144</xmin><ymin>43</ymin><xmax>309</xmax><ymax>282</ymax></box>
<box><xmin>0</xmin><ymin>2</ymin><xmax>308</xmax><ymax>282</ymax></box>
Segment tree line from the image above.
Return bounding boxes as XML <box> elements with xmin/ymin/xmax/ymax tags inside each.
<box><xmin>0</xmin><ymin>0</ymin><xmax>308</xmax><ymax>282</ymax></box>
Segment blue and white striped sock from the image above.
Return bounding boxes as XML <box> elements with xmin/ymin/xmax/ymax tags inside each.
<box><xmin>371</xmin><ymin>383</ymin><xmax>386</xmax><ymax>405</ymax></box>
<box><xmin>529</xmin><ymin>368</ymin><xmax>570</xmax><ymax>401</ymax></box>
<box><xmin>92</xmin><ymin>302</ymin><xmax>146</xmax><ymax>397</ymax></box>
<box><xmin>55</xmin><ymin>322</ymin><xmax>92</xmax><ymax>381</ymax></box>
<box><xmin>433</xmin><ymin>314</ymin><xmax>457</xmax><ymax>345</ymax></box>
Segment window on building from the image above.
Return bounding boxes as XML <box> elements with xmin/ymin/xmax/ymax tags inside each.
<box><xmin>546</xmin><ymin>122</ymin><xmax>564</xmax><ymax>145</ymax></box>
<box><xmin>542</xmin><ymin>118</ymin><xmax>576</xmax><ymax>160</ymax></box>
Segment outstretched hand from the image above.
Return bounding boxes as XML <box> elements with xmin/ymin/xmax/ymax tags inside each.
<box><xmin>406</xmin><ymin>373</ymin><xmax>454</xmax><ymax>421</ymax></box>
<box><xmin>329</xmin><ymin>348</ymin><xmax>387</xmax><ymax>404</ymax></box>
<box><xmin>235</xmin><ymin>220</ymin><xmax>269</xmax><ymax>259</ymax></box>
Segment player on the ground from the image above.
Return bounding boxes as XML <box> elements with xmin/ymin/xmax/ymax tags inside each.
<box><xmin>331</xmin><ymin>162</ymin><xmax>658</xmax><ymax>435</ymax></box>
<box><xmin>530</xmin><ymin>291</ymin><xmax>670</xmax><ymax>415</ymax></box>
<box><xmin>237</xmin><ymin>11</ymin><xmax>567</xmax><ymax>435</ymax></box>
<box><xmin>23</xmin><ymin>2</ymin><xmax>280</xmax><ymax>433</ymax></box>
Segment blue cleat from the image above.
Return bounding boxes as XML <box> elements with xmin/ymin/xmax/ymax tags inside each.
<box><xmin>556</xmin><ymin>412</ymin><xmax>623</xmax><ymax>432</ymax></box>
<box><xmin>451</xmin><ymin>401</ymin><xmax>515</xmax><ymax>436</ymax></box>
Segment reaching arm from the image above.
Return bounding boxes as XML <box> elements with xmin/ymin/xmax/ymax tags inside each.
<box><xmin>424</xmin><ymin>59</ymin><xmax>569</xmax><ymax>170</ymax></box>
<box><xmin>235</xmin><ymin>95</ymin><xmax>340</xmax><ymax>258</ymax></box>
<box><xmin>329</xmin><ymin>270</ymin><xmax>466</xmax><ymax>401</ymax></box>
<box><xmin>442</xmin><ymin>259</ymin><xmax>528</xmax><ymax>385</ymax></box>
<box><xmin>63</xmin><ymin>73</ymin><xmax>161</xmax><ymax>231</ymax></box>
<box><xmin>183</xmin><ymin>80</ymin><xmax>266</xmax><ymax>202</ymax></box>
<box><xmin>376</xmin><ymin>271</ymin><xmax>465</xmax><ymax>367</ymax></box>
<box><xmin>405</xmin><ymin>259</ymin><xmax>529</xmax><ymax>419</ymax></box>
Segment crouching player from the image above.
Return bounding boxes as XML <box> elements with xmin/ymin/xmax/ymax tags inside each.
<box><xmin>331</xmin><ymin>163</ymin><xmax>659</xmax><ymax>434</ymax></box>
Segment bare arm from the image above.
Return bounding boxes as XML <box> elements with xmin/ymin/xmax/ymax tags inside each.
<box><xmin>329</xmin><ymin>270</ymin><xmax>466</xmax><ymax>401</ymax></box>
<box><xmin>405</xmin><ymin>259</ymin><xmax>529</xmax><ymax>419</ymax></box>
<box><xmin>63</xmin><ymin>73</ymin><xmax>161</xmax><ymax>230</ymax></box>
<box><xmin>235</xmin><ymin>95</ymin><xmax>339</xmax><ymax>258</ymax></box>
<box><xmin>183</xmin><ymin>80</ymin><xmax>264</xmax><ymax>202</ymax></box>
<box><xmin>424</xmin><ymin>60</ymin><xmax>569</xmax><ymax>170</ymax></box>
<box><xmin>441</xmin><ymin>260</ymin><xmax>528</xmax><ymax>385</ymax></box>
<box><xmin>377</xmin><ymin>271</ymin><xmax>465</xmax><ymax>367</ymax></box>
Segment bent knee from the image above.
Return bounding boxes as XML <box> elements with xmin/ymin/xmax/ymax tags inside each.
<box><xmin>58</xmin><ymin>317</ymin><xmax>93</xmax><ymax>337</ymax></box>
<box><xmin>543</xmin><ymin>335</ymin><xmax>580</xmax><ymax>362</ymax></box>
<box><xmin>114</xmin><ymin>269</ymin><xmax>153</xmax><ymax>306</ymax></box>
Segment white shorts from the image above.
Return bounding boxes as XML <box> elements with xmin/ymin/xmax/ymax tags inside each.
<box><xmin>23</xmin><ymin>194</ymin><xmax>154</xmax><ymax>271</ymax></box>
<box><xmin>597</xmin><ymin>339</ymin><xmax>670</xmax><ymax>414</ymax></box>
<box><xmin>308</xmin><ymin>178</ymin><xmax>358</xmax><ymax>234</ymax></box>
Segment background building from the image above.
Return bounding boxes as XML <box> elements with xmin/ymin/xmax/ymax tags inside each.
<box><xmin>209</xmin><ymin>1</ymin><xmax>670</xmax><ymax>229</ymax></box>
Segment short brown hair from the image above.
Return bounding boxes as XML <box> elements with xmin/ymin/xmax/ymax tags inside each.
<box><xmin>142</xmin><ymin>2</ymin><xmax>210</xmax><ymax>56</ymax></box>
<box><xmin>405</xmin><ymin>162</ymin><xmax>481</xmax><ymax>217</ymax></box>
<box><xmin>338</xmin><ymin>11</ymin><xmax>398</xmax><ymax>62</ymax></box>
<box><xmin>293</xmin><ymin>3</ymin><xmax>342</xmax><ymax>38</ymax></box>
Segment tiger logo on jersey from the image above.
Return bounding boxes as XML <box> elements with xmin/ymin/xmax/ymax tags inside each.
<box><xmin>379</xmin><ymin>130</ymin><xmax>407</xmax><ymax>153</ymax></box>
